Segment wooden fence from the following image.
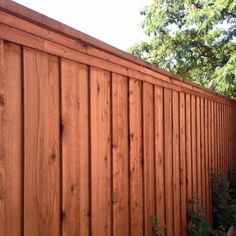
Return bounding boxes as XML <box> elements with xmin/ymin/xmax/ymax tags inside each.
<box><xmin>0</xmin><ymin>0</ymin><xmax>236</xmax><ymax>235</ymax></box>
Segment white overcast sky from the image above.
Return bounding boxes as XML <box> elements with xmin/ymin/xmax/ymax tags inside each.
<box><xmin>13</xmin><ymin>0</ymin><xmax>151</xmax><ymax>51</ymax></box>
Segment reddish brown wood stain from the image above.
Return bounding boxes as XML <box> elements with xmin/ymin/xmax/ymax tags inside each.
<box><xmin>0</xmin><ymin>1</ymin><xmax>236</xmax><ymax>235</ymax></box>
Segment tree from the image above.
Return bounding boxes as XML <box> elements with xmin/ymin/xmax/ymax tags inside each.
<box><xmin>129</xmin><ymin>0</ymin><xmax>236</xmax><ymax>97</ymax></box>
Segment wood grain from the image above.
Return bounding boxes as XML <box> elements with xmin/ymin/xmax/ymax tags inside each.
<box><xmin>154</xmin><ymin>86</ymin><xmax>165</xmax><ymax>230</ymax></box>
<box><xmin>129</xmin><ymin>78</ymin><xmax>143</xmax><ymax>236</ymax></box>
<box><xmin>172</xmin><ymin>91</ymin><xmax>181</xmax><ymax>236</ymax></box>
<box><xmin>24</xmin><ymin>48</ymin><xmax>60</xmax><ymax>236</ymax></box>
<box><xmin>112</xmin><ymin>73</ymin><xmax>129</xmax><ymax>236</ymax></box>
<box><xmin>143</xmin><ymin>82</ymin><xmax>155</xmax><ymax>236</ymax></box>
<box><xmin>164</xmin><ymin>88</ymin><xmax>173</xmax><ymax>236</ymax></box>
<box><xmin>61</xmin><ymin>59</ymin><xmax>89</xmax><ymax>236</ymax></box>
<box><xmin>0</xmin><ymin>41</ymin><xmax>22</xmax><ymax>236</ymax></box>
<box><xmin>180</xmin><ymin>92</ymin><xmax>187</xmax><ymax>235</ymax></box>
<box><xmin>91</xmin><ymin>67</ymin><xmax>111</xmax><ymax>236</ymax></box>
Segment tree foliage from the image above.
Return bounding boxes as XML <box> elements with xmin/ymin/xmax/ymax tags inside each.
<box><xmin>129</xmin><ymin>0</ymin><xmax>236</xmax><ymax>97</ymax></box>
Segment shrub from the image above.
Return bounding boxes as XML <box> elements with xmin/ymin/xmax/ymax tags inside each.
<box><xmin>187</xmin><ymin>196</ymin><xmax>212</xmax><ymax>236</ymax></box>
<box><xmin>212</xmin><ymin>170</ymin><xmax>236</xmax><ymax>233</ymax></box>
<box><xmin>152</xmin><ymin>215</ymin><xmax>165</xmax><ymax>236</ymax></box>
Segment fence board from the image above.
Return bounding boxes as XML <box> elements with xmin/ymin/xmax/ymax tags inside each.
<box><xmin>24</xmin><ymin>48</ymin><xmax>60</xmax><ymax>236</ymax></box>
<box><xmin>0</xmin><ymin>42</ymin><xmax>22</xmax><ymax>236</ymax></box>
<box><xmin>143</xmin><ymin>82</ymin><xmax>155</xmax><ymax>236</ymax></box>
<box><xmin>129</xmin><ymin>78</ymin><xmax>143</xmax><ymax>236</ymax></box>
<box><xmin>112</xmin><ymin>73</ymin><xmax>129</xmax><ymax>236</ymax></box>
<box><xmin>61</xmin><ymin>59</ymin><xmax>89</xmax><ymax>236</ymax></box>
<box><xmin>180</xmin><ymin>92</ymin><xmax>187</xmax><ymax>235</ymax></box>
<box><xmin>91</xmin><ymin>67</ymin><xmax>111</xmax><ymax>236</ymax></box>
<box><xmin>164</xmin><ymin>88</ymin><xmax>173</xmax><ymax>236</ymax></box>
<box><xmin>200</xmin><ymin>98</ymin><xmax>206</xmax><ymax>210</ymax></box>
<box><xmin>196</xmin><ymin>97</ymin><xmax>201</xmax><ymax>203</ymax></box>
<box><xmin>186</xmin><ymin>94</ymin><xmax>192</xmax><ymax>201</ymax></box>
<box><xmin>173</xmin><ymin>91</ymin><xmax>181</xmax><ymax>236</ymax></box>
<box><xmin>191</xmin><ymin>96</ymin><xmax>197</xmax><ymax>198</ymax></box>
<box><xmin>154</xmin><ymin>86</ymin><xmax>165</xmax><ymax>230</ymax></box>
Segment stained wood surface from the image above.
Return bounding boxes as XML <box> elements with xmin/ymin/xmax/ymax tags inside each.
<box><xmin>91</xmin><ymin>67</ymin><xmax>111</xmax><ymax>236</ymax></box>
<box><xmin>61</xmin><ymin>59</ymin><xmax>89</xmax><ymax>236</ymax></box>
<box><xmin>154</xmin><ymin>86</ymin><xmax>165</xmax><ymax>231</ymax></box>
<box><xmin>0</xmin><ymin>2</ymin><xmax>235</xmax><ymax>235</ymax></box>
<box><xmin>180</xmin><ymin>92</ymin><xmax>187</xmax><ymax>235</ymax></box>
<box><xmin>0</xmin><ymin>42</ymin><xmax>22</xmax><ymax>236</ymax></box>
<box><xmin>164</xmin><ymin>88</ymin><xmax>173</xmax><ymax>236</ymax></box>
<box><xmin>23</xmin><ymin>48</ymin><xmax>60</xmax><ymax>236</ymax></box>
<box><xmin>143</xmin><ymin>82</ymin><xmax>155</xmax><ymax>236</ymax></box>
<box><xmin>129</xmin><ymin>78</ymin><xmax>143</xmax><ymax>236</ymax></box>
<box><xmin>112</xmin><ymin>73</ymin><xmax>129</xmax><ymax>236</ymax></box>
<box><xmin>172</xmin><ymin>91</ymin><xmax>181</xmax><ymax>236</ymax></box>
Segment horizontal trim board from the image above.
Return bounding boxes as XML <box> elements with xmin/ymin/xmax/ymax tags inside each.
<box><xmin>0</xmin><ymin>22</ymin><xmax>234</xmax><ymax>105</ymax></box>
<box><xmin>0</xmin><ymin>1</ymin><xmax>234</xmax><ymax>103</ymax></box>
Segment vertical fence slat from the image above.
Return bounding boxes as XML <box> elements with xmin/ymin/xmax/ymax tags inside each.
<box><xmin>213</xmin><ymin>102</ymin><xmax>217</xmax><ymax>170</ymax></box>
<box><xmin>164</xmin><ymin>88</ymin><xmax>173</xmax><ymax>236</ymax></box>
<box><xmin>61</xmin><ymin>59</ymin><xmax>89</xmax><ymax>236</ymax></box>
<box><xmin>0</xmin><ymin>41</ymin><xmax>23</xmax><ymax>236</ymax></box>
<box><xmin>154</xmin><ymin>86</ymin><xmax>165</xmax><ymax>230</ymax></box>
<box><xmin>180</xmin><ymin>92</ymin><xmax>187</xmax><ymax>235</ymax></box>
<box><xmin>209</xmin><ymin>100</ymin><xmax>213</xmax><ymax>221</ymax></box>
<box><xmin>196</xmin><ymin>97</ymin><xmax>201</xmax><ymax>202</ymax></box>
<box><xmin>205</xmin><ymin>99</ymin><xmax>209</xmax><ymax>219</ymax></box>
<box><xmin>91</xmin><ymin>67</ymin><xmax>111</xmax><ymax>236</ymax></box>
<box><xmin>191</xmin><ymin>96</ymin><xmax>197</xmax><ymax>198</ymax></box>
<box><xmin>24</xmin><ymin>48</ymin><xmax>60</xmax><ymax>236</ymax></box>
<box><xmin>173</xmin><ymin>91</ymin><xmax>181</xmax><ymax>236</ymax></box>
<box><xmin>143</xmin><ymin>82</ymin><xmax>155</xmax><ymax>236</ymax></box>
<box><xmin>200</xmin><ymin>98</ymin><xmax>206</xmax><ymax>211</ymax></box>
<box><xmin>112</xmin><ymin>73</ymin><xmax>129</xmax><ymax>236</ymax></box>
<box><xmin>216</xmin><ymin>102</ymin><xmax>220</xmax><ymax>169</ymax></box>
<box><xmin>129</xmin><ymin>78</ymin><xmax>143</xmax><ymax>236</ymax></box>
<box><xmin>186</xmin><ymin>94</ymin><xmax>192</xmax><ymax>202</ymax></box>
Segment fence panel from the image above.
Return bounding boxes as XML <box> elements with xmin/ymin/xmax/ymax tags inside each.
<box><xmin>0</xmin><ymin>1</ymin><xmax>236</xmax><ymax>235</ymax></box>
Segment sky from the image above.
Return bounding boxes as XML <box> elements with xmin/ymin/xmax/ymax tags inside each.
<box><xmin>13</xmin><ymin>0</ymin><xmax>151</xmax><ymax>51</ymax></box>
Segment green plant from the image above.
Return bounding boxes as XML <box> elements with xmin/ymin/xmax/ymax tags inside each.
<box><xmin>129</xmin><ymin>0</ymin><xmax>236</xmax><ymax>97</ymax></box>
<box><xmin>152</xmin><ymin>215</ymin><xmax>165</xmax><ymax>236</ymax></box>
<box><xmin>212</xmin><ymin>170</ymin><xmax>236</xmax><ymax>233</ymax></box>
<box><xmin>187</xmin><ymin>196</ymin><xmax>212</xmax><ymax>236</ymax></box>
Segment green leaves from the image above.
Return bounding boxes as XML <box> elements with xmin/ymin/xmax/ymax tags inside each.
<box><xmin>187</xmin><ymin>196</ymin><xmax>213</xmax><ymax>236</ymax></box>
<box><xmin>129</xmin><ymin>0</ymin><xmax>236</xmax><ymax>98</ymax></box>
<box><xmin>152</xmin><ymin>214</ymin><xmax>165</xmax><ymax>236</ymax></box>
<box><xmin>212</xmin><ymin>170</ymin><xmax>236</xmax><ymax>233</ymax></box>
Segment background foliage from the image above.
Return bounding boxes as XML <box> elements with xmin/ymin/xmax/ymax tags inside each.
<box><xmin>212</xmin><ymin>171</ymin><xmax>236</xmax><ymax>233</ymax></box>
<box><xmin>129</xmin><ymin>0</ymin><xmax>236</xmax><ymax>98</ymax></box>
<box><xmin>187</xmin><ymin>196</ymin><xmax>212</xmax><ymax>236</ymax></box>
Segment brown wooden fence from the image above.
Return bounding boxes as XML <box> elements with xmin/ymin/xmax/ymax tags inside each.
<box><xmin>0</xmin><ymin>1</ymin><xmax>236</xmax><ymax>235</ymax></box>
